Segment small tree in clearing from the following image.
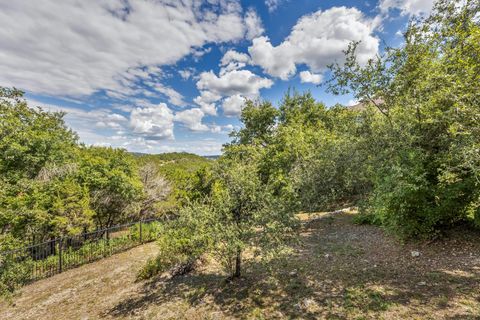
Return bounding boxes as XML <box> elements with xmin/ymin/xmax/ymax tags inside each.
<box><xmin>140</xmin><ymin>145</ymin><xmax>298</xmax><ymax>279</ymax></box>
<box><xmin>212</xmin><ymin>148</ymin><xmax>286</xmax><ymax>278</ymax></box>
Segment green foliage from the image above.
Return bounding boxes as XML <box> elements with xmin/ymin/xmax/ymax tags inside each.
<box><xmin>212</xmin><ymin>147</ymin><xmax>298</xmax><ymax>277</ymax></box>
<box><xmin>0</xmin><ymin>89</ymin><xmax>192</xmax><ymax>294</ymax></box>
<box><xmin>138</xmin><ymin>205</ymin><xmax>212</xmax><ymax>279</ymax></box>
<box><xmin>134</xmin><ymin>152</ymin><xmax>212</xmax><ymax>214</ymax></box>
<box><xmin>78</xmin><ymin>146</ymin><xmax>143</xmax><ymax>228</ymax></box>
<box><xmin>129</xmin><ymin>221</ymin><xmax>163</xmax><ymax>242</ymax></box>
<box><xmin>0</xmin><ymin>91</ymin><xmax>85</xmax><ymax>239</ymax></box>
<box><xmin>226</xmin><ymin>93</ymin><xmax>372</xmax><ymax>214</ymax></box>
<box><xmin>229</xmin><ymin>100</ymin><xmax>278</xmax><ymax>146</ymax></box>
<box><xmin>0</xmin><ymin>90</ymin><xmax>148</xmax><ymax>243</ymax></box>
<box><xmin>0</xmin><ymin>234</ymin><xmax>31</xmax><ymax>298</ymax></box>
<box><xmin>327</xmin><ymin>0</ymin><xmax>480</xmax><ymax>238</ymax></box>
<box><xmin>0</xmin><ymin>93</ymin><xmax>78</xmax><ymax>183</ymax></box>
<box><xmin>2</xmin><ymin>0</ymin><xmax>479</xmax><ymax>300</ymax></box>
<box><xmin>143</xmin><ymin>117</ymin><xmax>299</xmax><ymax>279</ymax></box>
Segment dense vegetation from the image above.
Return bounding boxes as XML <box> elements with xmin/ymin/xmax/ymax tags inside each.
<box><xmin>326</xmin><ymin>0</ymin><xmax>480</xmax><ymax>238</ymax></box>
<box><xmin>0</xmin><ymin>91</ymin><xmax>161</xmax><ymax>248</ymax></box>
<box><xmin>0</xmin><ymin>89</ymin><xmax>209</xmax><ymax>246</ymax></box>
<box><xmin>134</xmin><ymin>152</ymin><xmax>212</xmax><ymax>214</ymax></box>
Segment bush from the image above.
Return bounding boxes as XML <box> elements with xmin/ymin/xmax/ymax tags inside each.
<box><xmin>0</xmin><ymin>235</ymin><xmax>33</xmax><ymax>298</ymax></box>
<box><xmin>138</xmin><ymin>206</ymin><xmax>211</xmax><ymax>280</ymax></box>
<box><xmin>129</xmin><ymin>221</ymin><xmax>163</xmax><ymax>243</ymax></box>
<box><xmin>326</xmin><ymin>0</ymin><xmax>480</xmax><ymax>239</ymax></box>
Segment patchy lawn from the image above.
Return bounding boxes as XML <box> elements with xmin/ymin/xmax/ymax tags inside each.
<box><xmin>2</xmin><ymin>210</ymin><xmax>480</xmax><ymax>319</ymax></box>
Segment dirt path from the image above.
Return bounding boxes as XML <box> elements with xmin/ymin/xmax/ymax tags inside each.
<box><xmin>0</xmin><ymin>242</ymin><xmax>158</xmax><ymax>320</ymax></box>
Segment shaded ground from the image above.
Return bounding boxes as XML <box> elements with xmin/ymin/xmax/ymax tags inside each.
<box><xmin>2</xmin><ymin>210</ymin><xmax>480</xmax><ymax>319</ymax></box>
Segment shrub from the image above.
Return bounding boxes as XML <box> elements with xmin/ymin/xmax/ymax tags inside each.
<box><xmin>138</xmin><ymin>206</ymin><xmax>210</xmax><ymax>280</ymax></box>
<box><xmin>0</xmin><ymin>235</ymin><xmax>32</xmax><ymax>298</ymax></box>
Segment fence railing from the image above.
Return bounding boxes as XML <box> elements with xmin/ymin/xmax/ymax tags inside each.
<box><xmin>0</xmin><ymin>219</ymin><xmax>162</xmax><ymax>285</ymax></box>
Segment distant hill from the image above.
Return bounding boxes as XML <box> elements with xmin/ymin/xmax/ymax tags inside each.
<box><xmin>132</xmin><ymin>152</ymin><xmax>219</xmax><ymax>161</ymax></box>
<box><xmin>134</xmin><ymin>151</ymin><xmax>207</xmax><ymax>161</ymax></box>
<box><xmin>203</xmin><ymin>155</ymin><xmax>220</xmax><ymax>160</ymax></box>
<box><xmin>135</xmin><ymin>152</ymin><xmax>212</xmax><ymax>183</ymax></box>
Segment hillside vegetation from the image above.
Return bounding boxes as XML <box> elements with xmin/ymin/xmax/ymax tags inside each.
<box><xmin>134</xmin><ymin>152</ymin><xmax>212</xmax><ymax>214</ymax></box>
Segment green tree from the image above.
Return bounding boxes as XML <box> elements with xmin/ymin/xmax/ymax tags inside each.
<box><xmin>134</xmin><ymin>153</ymin><xmax>213</xmax><ymax>215</ymax></box>
<box><xmin>0</xmin><ymin>89</ymin><xmax>78</xmax><ymax>183</ymax></box>
<box><xmin>77</xmin><ymin>147</ymin><xmax>143</xmax><ymax>229</ymax></box>
<box><xmin>142</xmin><ymin>104</ymin><xmax>299</xmax><ymax>279</ymax></box>
<box><xmin>229</xmin><ymin>100</ymin><xmax>278</xmax><ymax>146</ymax></box>
<box><xmin>327</xmin><ymin>0</ymin><xmax>480</xmax><ymax>238</ymax></box>
<box><xmin>0</xmin><ymin>88</ymin><xmax>85</xmax><ymax>239</ymax></box>
<box><xmin>212</xmin><ymin>147</ymin><xmax>297</xmax><ymax>278</ymax></box>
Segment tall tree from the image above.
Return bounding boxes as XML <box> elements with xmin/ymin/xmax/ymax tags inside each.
<box><xmin>327</xmin><ymin>0</ymin><xmax>480</xmax><ymax>237</ymax></box>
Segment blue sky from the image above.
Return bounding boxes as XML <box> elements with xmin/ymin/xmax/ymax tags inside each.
<box><xmin>0</xmin><ymin>0</ymin><xmax>434</xmax><ymax>155</ymax></box>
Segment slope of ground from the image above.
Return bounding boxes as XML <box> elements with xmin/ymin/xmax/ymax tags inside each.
<box><xmin>2</xmin><ymin>211</ymin><xmax>480</xmax><ymax>319</ymax></box>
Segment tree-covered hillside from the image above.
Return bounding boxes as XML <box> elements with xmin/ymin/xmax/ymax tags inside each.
<box><xmin>133</xmin><ymin>152</ymin><xmax>213</xmax><ymax>215</ymax></box>
<box><xmin>135</xmin><ymin>152</ymin><xmax>211</xmax><ymax>179</ymax></box>
<box><xmin>0</xmin><ymin>89</ymin><xmax>171</xmax><ymax>248</ymax></box>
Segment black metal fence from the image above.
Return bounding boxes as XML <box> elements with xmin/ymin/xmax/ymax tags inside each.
<box><xmin>0</xmin><ymin>219</ymin><xmax>161</xmax><ymax>284</ymax></box>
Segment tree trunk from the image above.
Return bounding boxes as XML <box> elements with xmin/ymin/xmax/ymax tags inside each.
<box><xmin>234</xmin><ymin>247</ymin><xmax>242</xmax><ymax>278</ymax></box>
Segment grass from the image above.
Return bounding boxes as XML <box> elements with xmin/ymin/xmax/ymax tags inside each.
<box><xmin>2</xmin><ymin>211</ymin><xmax>480</xmax><ymax>319</ymax></box>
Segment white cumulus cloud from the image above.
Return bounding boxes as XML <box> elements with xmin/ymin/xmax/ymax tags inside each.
<box><xmin>197</xmin><ymin>69</ymin><xmax>273</xmax><ymax>98</ymax></box>
<box><xmin>222</xmin><ymin>94</ymin><xmax>246</xmax><ymax>117</ymax></box>
<box><xmin>379</xmin><ymin>0</ymin><xmax>435</xmax><ymax>16</ymax></box>
<box><xmin>193</xmin><ymin>90</ymin><xmax>222</xmax><ymax>116</ymax></box>
<box><xmin>248</xmin><ymin>7</ymin><xmax>379</xmax><ymax>80</ymax></box>
<box><xmin>130</xmin><ymin>103</ymin><xmax>174</xmax><ymax>140</ymax></box>
<box><xmin>244</xmin><ymin>9</ymin><xmax>265</xmax><ymax>40</ymax></box>
<box><xmin>153</xmin><ymin>84</ymin><xmax>186</xmax><ymax>107</ymax></box>
<box><xmin>299</xmin><ymin>71</ymin><xmax>323</xmax><ymax>85</ymax></box>
<box><xmin>221</xmin><ymin>50</ymin><xmax>251</xmax><ymax>66</ymax></box>
<box><xmin>196</xmin><ymin>69</ymin><xmax>272</xmax><ymax>118</ymax></box>
<box><xmin>27</xmin><ymin>99</ymin><xmax>228</xmax><ymax>154</ymax></box>
<box><xmin>195</xmin><ymin>64</ymin><xmax>272</xmax><ymax>118</ymax></box>
<box><xmin>174</xmin><ymin>108</ymin><xmax>209</xmax><ymax>132</ymax></box>
<box><xmin>220</xmin><ymin>50</ymin><xmax>251</xmax><ymax>75</ymax></box>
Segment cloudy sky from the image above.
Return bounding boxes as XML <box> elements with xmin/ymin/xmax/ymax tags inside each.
<box><xmin>0</xmin><ymin>0</ymin><xmax>434</xmax><ymax>155</ymax></box>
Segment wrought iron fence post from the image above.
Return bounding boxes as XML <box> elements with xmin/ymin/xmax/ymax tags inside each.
<box><xmin>139</xmin><ymin>220</ymin><xmax>143</xmax><ymax>244</ymax></box>
<box><xmin>104</xmin><ymin>229</ymin><xmax>109</xmax><ymax>256</ymax></box>
<box><xmin>58</xmin><ymin>238</ymin><xmax>63</xmax><ymax>273</ymax></box>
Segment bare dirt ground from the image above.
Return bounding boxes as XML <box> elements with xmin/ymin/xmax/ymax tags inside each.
<box><xmin>2</xmin><ymin>211</ymin><xmax>480</xmax><ymax>319</ymax></box>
